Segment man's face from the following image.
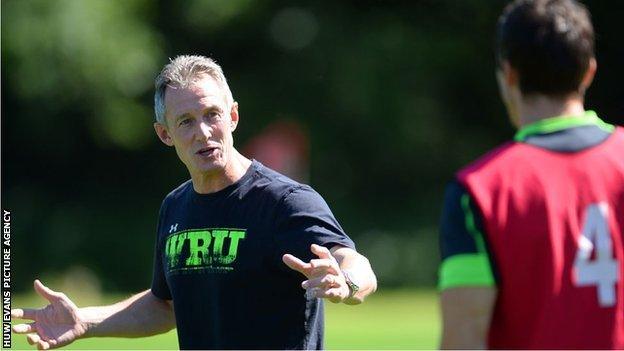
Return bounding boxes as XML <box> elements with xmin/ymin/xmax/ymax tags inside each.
<box><xmin>155</xmin><ymin>75</ymin><xmax>238</xmax><ymax>177</ymax></box>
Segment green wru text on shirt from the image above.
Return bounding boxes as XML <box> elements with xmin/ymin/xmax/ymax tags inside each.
<box><xmin>165</xmin><ymin>229</ymin><xmax>246</xmax><ymax>268</ymax></box>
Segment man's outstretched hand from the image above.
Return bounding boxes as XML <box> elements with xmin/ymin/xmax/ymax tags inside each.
<box><xmin>282</xmin><ymin>244</ymin><xmax>350</xmax><ymax>303</ymax></box>
<box><xmin>11</xmin><ymin>280</ymin><xmax>87</xmax><ymax>350</ymax></box>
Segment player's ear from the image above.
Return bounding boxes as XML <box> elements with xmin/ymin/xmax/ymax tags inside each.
<box><xmin>230</xmin><ymin>102</ymin><xmax>239</xmax><ymax>132</ymax></box>
<box><xmin>154</xmin><ymin>122</ymin><xmax>174</xmax><ymax>146</ymax></box>
<box><xmin>580</xmin><ymin>57</ymin><xmax>597</xmax><ymax>93</ymax></box>
<box><xmin>496</xmin><ymin>60</ymin><xmax>521</xmax><ymax>128</ymax></box>
<box><xmin>501</xmin><ymin>60</ymin><xmax>518</xmax><ymax>87</ymax></box>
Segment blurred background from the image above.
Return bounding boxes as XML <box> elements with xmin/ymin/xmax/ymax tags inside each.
<box><xmin>2</xmin><ymin>0</ymin><xmax>624</xmax><ymax>348</ymax></box>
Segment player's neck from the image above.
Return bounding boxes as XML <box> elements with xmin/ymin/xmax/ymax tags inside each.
<box><xmin>517</xmin><ymin>94</ymin><xmax>586</xmax><ymax>127</ymax></box>
<box><xmin>191</xmin><ymin>151</ymin><xmax>252</xmax><ymax>194</ymax></box>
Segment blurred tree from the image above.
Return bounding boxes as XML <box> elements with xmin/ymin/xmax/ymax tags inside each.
<box><xmin>2</xmin><ymin>0</ymin><xmax>623</xmax><ymax>291</ymax></box>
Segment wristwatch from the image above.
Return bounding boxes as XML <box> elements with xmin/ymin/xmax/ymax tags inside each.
<box><xmin>341</xmin><ymin>270</ymin><xmax>360</xmax><ymax>299</ymax></box>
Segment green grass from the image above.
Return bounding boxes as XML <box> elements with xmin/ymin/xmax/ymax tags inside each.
<box><xmin>9</xmin><ymin>289</ymin><xmax>440</xmax><ymax>350</ymax></box>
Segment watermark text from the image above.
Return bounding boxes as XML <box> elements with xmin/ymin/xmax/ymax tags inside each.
<box><xmin>2</xmin><ymin>209</ymin><xmax>12</xmax><ymax>348</ymax></box>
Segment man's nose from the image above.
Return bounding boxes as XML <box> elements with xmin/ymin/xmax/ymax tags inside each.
<box><xmin>198</xmin><ymin>122</ymin><xmax>212</xmax><ymax>140</ymax></box>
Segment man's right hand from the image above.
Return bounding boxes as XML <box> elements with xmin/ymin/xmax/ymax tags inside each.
<box><xmin>11</xmin><ymin>280</ymin><xmax>87</xmax><ymax>350</ymax></box>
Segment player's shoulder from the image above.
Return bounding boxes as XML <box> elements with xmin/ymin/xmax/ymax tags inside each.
<box><xmin>457</xmin><ymin>141</ymin><xmax>531</xmax><ymax>180</ymax></box>
<box><xmin>602</xmin><ymin>125</ymin><xmax>624</xmax><ymax>149</ymax></box>
<box><xmin>613</xmin><ymin>125</ymin><xmax>624</xmax><ymax>139</ymax></box>
<box><xmin>460</xmin><ymin>125</ymin><xmax>624</xmax><ymax>179</ymax></box>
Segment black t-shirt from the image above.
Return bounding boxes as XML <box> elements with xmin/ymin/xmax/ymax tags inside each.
<box><xmin>151</xmin><ymin>160</ymin><xmax>355</xmax><ymax>350</ymax></box>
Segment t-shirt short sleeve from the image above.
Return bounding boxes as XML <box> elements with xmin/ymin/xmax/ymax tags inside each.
<box><xmin>151</xmin><ymin>199</ymin><xmax>172</xmax><ymax>300</ymax></box>
<box><xmin>274</xmin><ymin>186</ymin><xmax>355</xmax><ymax>266</ymax></box>
<box><xmin>438</xmin><ymin>180</ymin><xmax>497</xmax><ymax>290</ymax></box>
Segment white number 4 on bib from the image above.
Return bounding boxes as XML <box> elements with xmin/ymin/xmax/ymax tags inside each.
<box><xmin>573</xmin><ymin>203</ymin><xmax>619</xmax><ymax>307</ymax></box>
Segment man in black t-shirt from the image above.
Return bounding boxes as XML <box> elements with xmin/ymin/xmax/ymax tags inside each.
<box><xmin>12</xmin><ymin>55</ymin><xmax>377</xmax><ymax>350</ymax></box>
<box><xmin>150</xmin><ymin>161</ymin><xmax>361</xmax><ymax>349</ymax></box>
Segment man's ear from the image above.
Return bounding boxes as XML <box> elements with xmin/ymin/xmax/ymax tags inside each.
<box><xmin>154</xmin><ymin>122</ymin><xmax>174</xmax><ymax>146</ymax></box>
<box><xmin>501</xmin><ymin>60</ymin><xmax>518</xmax><ymax>87</ymax></box>
<box><xmin>230</xmin><ymin>102</ymin><xmax>240</xmax><ymax>132</ymax></box>
<box><xmin>496</xmin><ymin>60</ymin><xmax>521</xmax><ymax>128</ymax></box>
<box><xmin>580</xmin><ymin>57</ymin><xmax>597</xmax><ymax>93</ymax></box>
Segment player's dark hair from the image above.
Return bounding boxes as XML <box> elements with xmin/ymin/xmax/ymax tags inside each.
<box><xmin>496</xmin><ymin>0</ymin><xmax>594</xmax><ymax>96</ymax></box>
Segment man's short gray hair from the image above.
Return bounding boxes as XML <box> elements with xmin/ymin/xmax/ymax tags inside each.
<box><xmin>154</xmin><ymin>55</ymin><xmax>234</xmax><ymax>125</ymax></box>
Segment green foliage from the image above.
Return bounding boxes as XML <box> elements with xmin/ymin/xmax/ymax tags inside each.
<box><xmin>3</xmin><ymin>0</ymin><xmax>623</xmax><ymax>291</ymax></box>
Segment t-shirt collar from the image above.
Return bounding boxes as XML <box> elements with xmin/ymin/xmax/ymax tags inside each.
<box><xmin>514</xmin><ymin>110</ymin><xmax>614</xmax><ymax>142</ymax></box>
<box><xmin>190</xmin><ymin>160</ymin><xmax>259</xmax><ymax>200</ymax></box>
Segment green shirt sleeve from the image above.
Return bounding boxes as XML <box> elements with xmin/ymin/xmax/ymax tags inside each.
<box><xmin>438</xmin><ymin>181</ymin><xmax>496</xmax><ymax>290</ymax></box>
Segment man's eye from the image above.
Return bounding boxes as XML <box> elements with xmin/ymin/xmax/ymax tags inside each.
<box><xmin>179</xmin><ymin>119</ymin><xmax>192</xmax><ymax>127</ymax></box>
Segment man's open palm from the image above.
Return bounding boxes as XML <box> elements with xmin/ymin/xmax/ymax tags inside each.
<box><xmin>11</xmin><ymin>280</ymin><xmax>87</xmax><ymax>350</ymax></box>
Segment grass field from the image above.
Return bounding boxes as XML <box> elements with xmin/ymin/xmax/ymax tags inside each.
<box><xmin>9</xmin><ymin>289</ymin><xmax>440</xmax><ymax>350</ymax></box>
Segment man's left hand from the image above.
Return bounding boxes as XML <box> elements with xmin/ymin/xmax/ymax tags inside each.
<box><xmin>282</xmin><ymin>244</ymin><xmax>350</xmax><ymax>303</ymax></box>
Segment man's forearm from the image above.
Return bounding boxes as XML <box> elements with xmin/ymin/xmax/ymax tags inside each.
<box><xmin>332</xmin><ymin>247</ymin><xmax>378</xmax><ymax>304</ymax></box>
<box><xmin>80</xmin><ymin>290</ymin><xmax>175</xmax><ymax>338</ymax></box>
<box><xmin>440</xmin><ymin>287</ymin><xmax>496</xmax><ymax>349</ymax></box>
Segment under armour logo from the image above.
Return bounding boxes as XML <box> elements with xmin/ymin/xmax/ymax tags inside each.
<box><xmin>169</xmin><ymin>223</ymin><xmax>179</xmax><ymax>233</ymax></box>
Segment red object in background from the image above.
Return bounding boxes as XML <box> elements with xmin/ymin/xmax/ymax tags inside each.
<box><xmin>243</xmin><ymin>120</ymin><xmax>310</xmax><ymax>182</ymax></box>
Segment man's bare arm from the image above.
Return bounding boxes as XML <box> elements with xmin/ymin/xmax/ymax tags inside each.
<box><xmin>11</xmin><ymin>280</ymin><xmax>175</xmax><ymax>350</ymax></box>
<box><xmin>80</xmin><ymin>289</ymin><xmax>175</xmax><ymax>338</ymax></box>
<box><xmin>330</xmin><ymin>245</ymin><xmax>377</xmax><ymax>304</ymax></box>
<box><xmin>282</xmin><ymin>244</ymin><xmax>377</xmax><ymax>305</ymax></box>
<box><xmin>440</xmin><ymin>286</ymin><xmax>496</xmax><ymax>349</ymax></box>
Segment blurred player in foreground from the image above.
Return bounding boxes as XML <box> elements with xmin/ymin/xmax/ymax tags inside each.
<box><xmin>439</xmin><ymin>0</ymin><xmax>624</xmax><ymax>348</ymax></box>
<box><xmin>11</xmin><ymin>55</ymin><xmax>377</xmax><ymax>350</ymax></box>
